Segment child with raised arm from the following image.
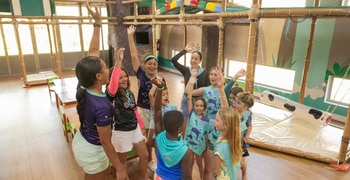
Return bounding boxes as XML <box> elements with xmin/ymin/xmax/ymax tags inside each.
<box><xmin>127</xmin><ymin>25</ymin><xmax>165</xmax><ymax>171</ymax></box>
<box><xmin>185</xmin><ymin>66</ymin><xmax>245</xmax><ymax>180</ymax></box>
<box><xmin>184</xmin><ymin>70</ymin><xmax>211</xmax><ymax>179</ymax></box>
<box><xmin>152</xmin><ymin>79</ymin><xmax>193</xmax><ymax>180</ymax></box>
<box><xmin>71</xmin><ymin>1</ymin><xmax>128</xmax><ymax>179</ymax></box>
<box><xmin>212</xmin><ymin>107</ymin><xmax>242</xmax><ymax>180</ymax></box>
<box><xmin>149</xmin><ymin>72</ymin><xmax>178</xmax><ymax>116</ymax></box>
<box><xmin>106</xmin><ymin>48</ymin><xmax>150</xmax><ymax>180</ymax></box>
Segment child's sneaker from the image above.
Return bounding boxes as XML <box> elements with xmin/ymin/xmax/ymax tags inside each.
<box><xmin>148</xmin><ymin>160</ymin><xmax>157</xmax><ymax>171</ymax></box>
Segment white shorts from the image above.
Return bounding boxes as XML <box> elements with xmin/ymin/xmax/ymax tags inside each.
<box><xmin>112</xmin><ymin>125</ymin><xmax>145</xmax><ymax>153</ymax></box>
<box><xmin>72</xmin><ymin>131</ymin><xmax>109</xmax><ymax>174</ymax></box>
<box><xmin>138</xmin><ymin>107</ymin><xmax>154</xmax><ymax>129</ymax></box>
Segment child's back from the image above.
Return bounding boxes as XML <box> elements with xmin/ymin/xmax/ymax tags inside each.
<box><xmin>152</xmin><ymin>79</ymin><xmax>193</xmax><ymax>180</ymax></box>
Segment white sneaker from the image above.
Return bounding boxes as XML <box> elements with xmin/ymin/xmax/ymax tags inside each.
<box><xmin>148</xmin><ymin>160</ymin><xmax>157</xmax><ymax>171</ymax></box>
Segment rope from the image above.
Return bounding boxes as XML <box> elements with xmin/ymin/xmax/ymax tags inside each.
<box><xmin>249</xmin><ymin>4</ymin><xmax>260</xmax><ymax>21</ymax></box>
<box><xmin>341</xmin><ymin>136</ymin><xmax>350</xmax><ymax>145</ymax></box>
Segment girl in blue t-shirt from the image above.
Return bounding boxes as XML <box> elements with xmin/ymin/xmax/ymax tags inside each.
<box><xmin>185</xmin><ymin>66</ymin><xmax>246</xmax><ymax>179</ymax></box>
<box><xmin>184</xmin><ymin>75</ymin><xmax>211</xmax><ymax>179</ymax></box>
<box><xmin>212</xmin><ymin>107</ymin><xmax>242</xmax><ymax>180</ymax></box>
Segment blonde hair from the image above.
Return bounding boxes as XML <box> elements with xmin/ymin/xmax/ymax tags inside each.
<box><xmin>217</xmin><ymin>107</ymin><xmax>242</xmax><ymax>164</ymax></box>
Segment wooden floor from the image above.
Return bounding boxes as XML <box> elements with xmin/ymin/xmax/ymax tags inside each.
<box><xmin>0</xmin><ymin>70</ymin><xmax>350</xmax><ymax>180</ymax></box>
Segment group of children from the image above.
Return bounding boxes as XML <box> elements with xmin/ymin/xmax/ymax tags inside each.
<box><xmin>125</xmin><ymin>24</ymin><xmax>256</xmax><ymax>179</ymax></box>
<box><xmin>72</xmin><ymin>1</ymin><xmax>255</xmax><ymax>179</ymax></box>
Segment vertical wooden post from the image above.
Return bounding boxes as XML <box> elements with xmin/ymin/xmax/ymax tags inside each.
<box><xmin>180</xmin><ymin>0</ymin><xmax>187</xmax><ymax>66</ymax></box>
<box><xmin>244</xmin><ymin>0</ymin><xmax>260</xmax><ymax>94</ymax></box>
<box><xmin>13</xmin><ymin>19</ymin><xmax>27</xmax><ymax>84</ymax></box>
<box><xmin>298</xmin><ymin>0</ymin><xmax>319</xmax><ymax>103</ymax></box>
<box><xmin>46</xmin><ymin>19</ymin><xmax>55</xmax><ymax>72</ymax></box>
<box><xmin>52</xmin><ymin>20</ymin><xmax>62</xmax><ymax>78</ymax></box>
<box><xmin>217</xmin><ymin>17</ymin><xmax>224</xmax><ymax>67</ymax></box>
<box><xmin>78</xmin><ymin>3</ymin><xmax>85</xmax><ymax>58</ymax></box>
<box><xmin>338</xmin><ymin>106</ymin><xmax>350</xmax><ymax>162</ymax></box>
<box><xmin>298</xmin><ymin>16</ymin><xmax>316</xmax><ymax>103</ymax></box>
<box><xmin>0</xmin><ymin>19</ymin><xmax>12</xmax><ymax>75</ymax></box>
<box><xmin>183</xmin><ymin>27</ymin><xmax>187</xmax><ymax>66</ymax></box>
<box><xmin>152</xmin><ymin>0</ymin><xmax>157</xmax><ymax>55</ymax></box>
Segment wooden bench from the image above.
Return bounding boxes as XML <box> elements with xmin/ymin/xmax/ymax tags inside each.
<box><xmin>59</xmin><ymin>104</ymin><xmax>78</xmax><ymax>142</ymax></box>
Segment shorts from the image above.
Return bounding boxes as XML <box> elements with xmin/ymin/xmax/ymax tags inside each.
<box><xmin>138</xmin><ymin>107</ymin><xmax>154</xmax><ymax>129</ymax></box>
<box><xmin>112</xmin><ymin>125</ymin><xmax>145</xmax><ymax>153</ymax></box>
<box><xmin>72</xmin><ymin>131</ymin><xmax>109</xmax><ymax>174</ymax></box>
<box><xmin>180</xmin><ymin>94</ymin><xmax>189</xmax><ymax>118</ymax></box>
<box><xmin>242</xmin><ymin>141</ymin><xmax>250</xmax><ymax>157</ymax></box>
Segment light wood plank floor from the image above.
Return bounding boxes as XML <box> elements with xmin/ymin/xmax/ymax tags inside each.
<box><xmin>0</xmin><ymin>70</ymin><xmax>349</xmax><ymax>180</ymax></box>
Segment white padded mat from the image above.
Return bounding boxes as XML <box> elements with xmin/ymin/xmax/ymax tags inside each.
<box><xmin>249</xmin><ymin>101</ymin><xmax>349</xmax><ymax>163</ymax></box>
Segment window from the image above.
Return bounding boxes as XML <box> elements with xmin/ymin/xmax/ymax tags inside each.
<box><xmin>325</xmin><ymin>76</ymin><xmax>350</xmax><ymax>108</ymax></box>
<box><xmin>226</xmin><ymin>60</ymin><xmax>295</xmax><ymax>92</ymax></box>
<box><xmin>33</xmin><ymin>22</ymin><xmax>52</xmax><ymax>53</ymax></box>
<box><xmin>0</xmin><ymin>6</ymin><xmax>109</xmax><ymax>56</ymax></box>
<box><xmin>18</xmin><ymin>22</ymin><xmax>34</xmax><ymax>55</ymax></box>
<box><xmin>56</xmin><ymin>5</ymin><xmax>108</xmax><ymax>52</ymax></box>
<box><xmin>1</xmin><ymin>21</ymin><xmax>19</xmax><ymax>56</ymax></box>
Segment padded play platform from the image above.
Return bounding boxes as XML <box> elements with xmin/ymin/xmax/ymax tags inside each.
<box><xmin>249</xmin><ymin>101</ymin><xmax>349</xmax><ymax>163</ymax></box>
<box><xmin>26</xmin><ymin>71</ymin><xmax>58</xmax><ymax>86</ymax></box>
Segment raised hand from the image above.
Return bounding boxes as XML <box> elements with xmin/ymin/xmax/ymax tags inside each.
<box><xmin>115</xmin><ymin>48</ymin><xmax>125</xmax><ymax>68</ymax></box>
<box><xmin>151</xmin><ymin>78</ymin><xmax>164</xmax><ymax>89</ymax></box>
<box><xmin>185</xmin><ymin>41</ymin><xmax>196</xmax><ymax>52</ymax></box>
<box><xmin>234</xmin><ymin>68</ymin><xmax>246</xmax><ymax>80</ymax></box>
<box><xmin>216</xmin><ymin>66</ymin><xmax>225</xmax><ymax>88</ymax></box>
<box><xmin>127</xmin><ymin>25</ymin><xmax>136</xmax><ymax>35</ymax></box>
<box><xmin>190</xmin><ymin>68</ymin><xmax>198</xmax><ymax>77</ymax></box>
<box><xmin>86</xmin><ymin>0</ymin><xmax>101</xmax><ymax>23</ymax></box>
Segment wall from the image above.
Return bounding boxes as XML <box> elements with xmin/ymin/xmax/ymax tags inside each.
<box><xmin>157</xmin><ymin>17</ymin><xmax>350</xmax><ymax>122</ymax></box>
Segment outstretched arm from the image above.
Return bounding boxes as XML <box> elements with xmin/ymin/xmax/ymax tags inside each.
<box><xmin>86</xmin><ymin>1</ymin><xmax>128</xmax><ymax>179</ymax></box>
<box><xmin>149</xmin><ymin>85</ymin><xmax>157</xmax><ymax>109</ymax></box>
<box><xmin>86</xmin><ymin>1</ymin><xmax>101</xmax><ymax>57</ymax></box>
<box><xmin>217</xmin><ymin>66</ymin><xmax>229</xmax><ymax>108</ymax></box>
<box><xmin>224</xmin><ymin>68</ymin><xmax>247</xmax><ymax>103</ymax></box>
<box><xmin>171</xmin><ymin>41</ymin><xmax>196</xmax><ymax>75</ymax></box>
<box><xmin>149</xmin><ymin>73</ymin><xmax>164</xmax><ymax>109</ymax></box>
<box><xmin>127</xmin><ymin>25</ymin><xmax>140</xmax><ymax>72</ymax></box>
<box><xmin>152</xmin><ymin>79</ymin><xmax>165</xmax><ymax>136</ymax></box>
<box><xmin>107</xmin><ymin>48</ymin><xmax>125</xmax><ymax>96</ymax></box>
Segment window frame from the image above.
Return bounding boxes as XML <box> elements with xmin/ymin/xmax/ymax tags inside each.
<box><xmin>225</xmin><ymin>59</ymin><xmax>296</xmax><ymax>93</ymax></box>
<box><xmin>325</xmin><ymin>75</ymin><xmax>350</xmax><ymax>108</ymax></box>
